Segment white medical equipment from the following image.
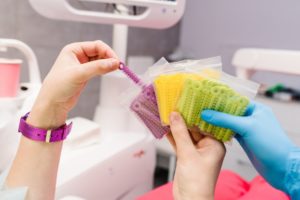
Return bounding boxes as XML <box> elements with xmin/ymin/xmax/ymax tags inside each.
<box><xmin>0</xmin><ymin>39</ymin><xmax>42</xmax><ymax>172</ymax></box>
<box><xmin>57</xmin><ymin>131</ymin><xmax>155</xmax><ymax>200</ymax></box>
<box><xmin>28</xmin><ymin>0</ymin><xmax>185</xmax><ymax>29</ymax></box>
<box><xmin>232</xmin><ymin>48</ymin><xmax>300</xmax><ymax>79</ymax></box>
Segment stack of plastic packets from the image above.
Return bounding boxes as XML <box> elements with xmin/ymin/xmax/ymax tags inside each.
<box><xmin>121</xmin><ymin>57</ymin><xmax>258</xmax><ymax>142</ymax></box>
<box><xmin>176</xmin><ymin>79</ymin><xmax>249</xmax><ymax>142</ymax></box>
<box><xmin>154</xmin><ymin>73</ymin><xmax>202</xmax><ymax>125</ymax></box>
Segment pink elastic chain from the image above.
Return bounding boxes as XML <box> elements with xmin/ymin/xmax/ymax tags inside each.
<box><xmin>119</xmin><ymin>62</ymin><xmax>145</xmax><ymax>88</ymax></box>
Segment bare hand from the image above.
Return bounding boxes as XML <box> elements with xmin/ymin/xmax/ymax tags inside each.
<box><xmin>169</xmin><ymin>112</ymin><xmax>226</xmax><ymax>200</ymax></box>
<box><xmin>28</xmin><ymin>41</ymin><xmax>119</xmax><ymax>129</ymax></box>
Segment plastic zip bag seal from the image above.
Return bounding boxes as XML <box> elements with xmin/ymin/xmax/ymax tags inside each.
<box><xmin>147</xmin><ymin>57</ymin><xmax>223</xmax><ymax>126</ymax></box>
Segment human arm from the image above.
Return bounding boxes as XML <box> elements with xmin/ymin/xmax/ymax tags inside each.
<box><xmin>201</xmin><ymin>101</ymin><xmax>300</xmax><ymax>199</ymax></box>
<box><xmin>5</xmin><ymin>41</ymin><xmax>119</xmax><ymax>200</ymax></box>
<box><xmin>168</xmin><ymin>112</ymin><xmax>226</xmax><ymax>200</ymax></box>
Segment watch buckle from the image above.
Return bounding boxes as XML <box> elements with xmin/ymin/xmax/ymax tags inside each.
<box><xmin>45</xmin><ymin>130</ymin><xmax>51</xmax><ymax>143</ymax></box>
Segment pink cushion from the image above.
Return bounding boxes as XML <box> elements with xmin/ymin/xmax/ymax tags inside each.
<box><xmin>239</xmin><ymin>176</ymin><xmax>290</xmax><ymax>200</ymax></box>
<box><xmin>215</xmin><ymin>170</ymin><xmax>249</xmax><ymax>200</ymax></box>
<box><xmin>137</xmin><ymin>170</ymin><xmax>290</xmax><ymax>200</ymax></box>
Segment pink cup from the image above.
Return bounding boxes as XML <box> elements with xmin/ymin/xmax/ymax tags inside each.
<box><xmin>0</xmin><ymin>58</ymin><xmax>22</xmax><ymax>97</ymax></box>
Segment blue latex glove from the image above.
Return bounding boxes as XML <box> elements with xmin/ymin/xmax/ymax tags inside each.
<box><xmin>201</xmin><ymin>102</ymin><xmax>297</xmax><ymax>195</ymax></box>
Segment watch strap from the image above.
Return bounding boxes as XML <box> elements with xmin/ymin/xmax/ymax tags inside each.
<box><xmin>18</xmin><ymin>113</ymin><xmax>72</xmax><ymax>143</ymax></box>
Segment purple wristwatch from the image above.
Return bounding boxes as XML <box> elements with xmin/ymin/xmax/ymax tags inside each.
<box><xmin>18</xmin><ymin>113</ymin><xmax>72</xmax><ymax>143</ymax></box>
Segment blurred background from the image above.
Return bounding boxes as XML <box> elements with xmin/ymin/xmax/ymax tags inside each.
<box><xmin>1</xmin><ymin>0</ymin><xmax>300</xmax><ymax>119</ymax></box>
<box><xmin>0</xmin><ymin>0</ymin><xmax>180</xmax><ymax>119</ymax></box>
<box><xmin>1</xmin><ymin>1</ymin><xmax>300</xmax><ymax>199</ymax></box>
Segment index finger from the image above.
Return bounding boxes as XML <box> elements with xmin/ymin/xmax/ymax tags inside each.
<box><xmin>64</xmin><ymin>40</ymin><xmax>119</xmax><ymax>64</ymax></box>
<box><xmin>166</xmin><ymin>132</ymin><xmax>176</xmax><ymax>151</ymax></box>
<box><xmin>169</xmin><ymin>112</ymin><xmax>195</xmax><ymax>157</ymax></box>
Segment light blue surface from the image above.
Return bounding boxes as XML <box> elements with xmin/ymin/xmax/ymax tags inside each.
<box><xmin>0</xmin><ymin>169</ymin><xmax>27</xmax><ymax>200</ymax></box>
<box><xmin>201</xmin><ymin>102</ymin><xmax>300</xmax><ymax>199</ymax></box>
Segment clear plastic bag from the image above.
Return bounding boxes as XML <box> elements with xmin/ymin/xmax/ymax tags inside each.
<box><xmin>129</xmin><ymin>84</ymin><xmax>169</xmax><ymax>139</ymax></box>
<box><xmin>120</xmin><ymin>57</ymin><xmax>259</xmax><ymax>142</ymax></box>
<box><xmin>120</xmin><ymin>60</ymin><xmax>170</xmax><ymax>139</ymax></box>
<box><xmin>147</xmin><ymin>57</ymin><xmax>222</xmax><ymax>126</ymax></box>
<box><xmin>176</xmin><ymin>72</ymin><xmax>259</xmax><ymax>142</ymax></box>
<box><xmin>147</xmin><ymin>56</ymin><xmax>222</xmax><ymax>78</ymax></box>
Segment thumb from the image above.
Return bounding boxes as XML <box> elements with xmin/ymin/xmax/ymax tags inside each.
<box><xmin>201</xmin><ymin>110</ymin><xmax>249</xmax><ymax>136</ymax></box>
<box><xmin>169</xmin><ymin>112</ymin><xmax>195</xmax><ymax>157</ymax></box>
<box><xmin>77</xmin><ymin>58</ymin><xmax>119</xmax><ymax>81</ymax></box>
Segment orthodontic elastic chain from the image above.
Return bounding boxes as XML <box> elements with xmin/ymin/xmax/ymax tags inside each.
<box><xmin>119</xmin><ymin>63</ymin><xmax>169</xmax><ymax>139</ymax></box>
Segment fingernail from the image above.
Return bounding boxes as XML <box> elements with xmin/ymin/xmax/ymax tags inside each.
<box><xmin>111</xmin><ymin>59</ymin><xmax>119</xmax><ymax>68</ymax></box>
<box><xmin>105</xmin><ymin>59</ymin><xmax>117</xmax><ymax>69</ymax></box>
<box><xmin>201</xmin><ymin>110</ymin><xmax>213</xmax><ymax>121</ymax></box>
<box><xmin>170</xmin><ymin>112</ymin><xmax>180</xmax><ymax>125</ymax></box>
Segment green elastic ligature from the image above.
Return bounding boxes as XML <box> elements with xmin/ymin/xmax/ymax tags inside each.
<box><xmin>176</xmin><ymin>79</ymin><xmax>249</xmax><ymax>142</ymax></box>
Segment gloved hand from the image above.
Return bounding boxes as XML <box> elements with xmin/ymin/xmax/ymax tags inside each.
<box><xmin>201</xmin><ymin>102</ymin><xmax>296</xmax><ymax>193</ymax></box>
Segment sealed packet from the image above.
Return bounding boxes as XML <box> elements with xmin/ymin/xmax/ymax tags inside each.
<box><xmin>176</xmin><ymin>72</ymin><xmax>259</xmax><ymax>142</ymax></box>
<box><xmin>147</xmin><ymin>57</ymin><xmax>222</xmax><ymax>126</ymax></box>
<box><xmin>120</xmin><ymin>61</ymin><xmax>170</xmax><ymax>139</ymax></box>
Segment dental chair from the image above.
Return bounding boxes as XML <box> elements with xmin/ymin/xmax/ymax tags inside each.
<box><xmin>57</xmin><ymin>119</ymin><xmax>156</xmax><ymax>200</ymax></box>
<box><xmin>233</xmin><ymin>48</ymin><xmax>300</xmax><ymax>79</ymax></box>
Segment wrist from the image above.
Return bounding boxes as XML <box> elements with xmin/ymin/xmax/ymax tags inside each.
<box><xmin>28</xmin><ymin>100</ymin><xmax>67</xmax><ymax>129</ymax></box>
<box><xmin>283</xmin><ymin>147</ymin><xmax>300</xmax><ymax>196</ymax></box>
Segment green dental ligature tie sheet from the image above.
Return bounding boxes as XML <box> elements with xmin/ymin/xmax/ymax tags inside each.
<box><xmin>176</xmin><ymin>78</ymin><xmax>250</xmax><ymax>142</ymax></box>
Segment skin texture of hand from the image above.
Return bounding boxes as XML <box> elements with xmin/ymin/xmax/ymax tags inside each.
<box><xmin>29</xmin><ymin>40</ymin><xmax>119</xmax><ymax>129</ymax></box>
<box><xmin>6</xmin><ymin>41</ymin><xmax>119</xmax><ymax>200</ymax></box>
<box><xmin>168</xmin><ymin>112</ymin><xmax>226</xmax><ymax>200</ymax></box>
<box><xmin>201</xmin><ymin>102</ymin><xmax>296</xmax><ymax>193</ymax></box>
